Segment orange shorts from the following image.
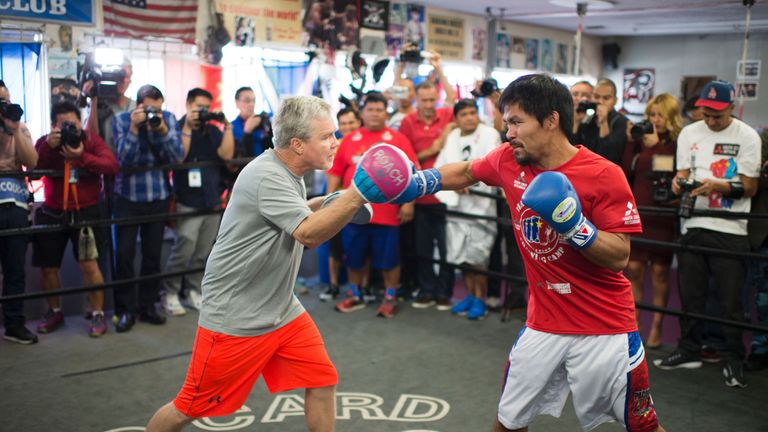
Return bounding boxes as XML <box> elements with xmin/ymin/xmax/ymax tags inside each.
<box><xmin>173</xmin><ymin>312</ymin><xmax>338</xmax><ymax>418</ymax></box>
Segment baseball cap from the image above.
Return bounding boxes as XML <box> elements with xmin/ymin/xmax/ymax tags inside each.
<box><xmin>695</xmin><ymin>80</ymin><xmax>735</xmax><ymax>111</ymax></box>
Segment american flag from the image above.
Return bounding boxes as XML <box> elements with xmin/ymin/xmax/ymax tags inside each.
<box><xmin>103</xmin><ymin>0</ymin><xmax>198</xmax><ymax>44</ymax></box>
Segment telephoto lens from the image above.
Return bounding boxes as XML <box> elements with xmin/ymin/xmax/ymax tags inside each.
<box><xmin>144</xmin><ymin>107</ymin><xmax>162</xmax><ymax>128</ymax></box>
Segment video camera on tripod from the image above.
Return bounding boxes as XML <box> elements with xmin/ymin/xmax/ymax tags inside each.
<box><xmin>78</xmin><ymin>48</ymin><xmax>127</xmax><ymax>101</ymax></box>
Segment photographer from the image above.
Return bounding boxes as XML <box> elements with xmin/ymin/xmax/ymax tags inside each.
<box><xmin>573</xmin><ymin>78</ymin><xmax>628</xmax><ymax>165</ymax></box>
<box><xmin>570</xmin><ymin>80</ymin><xmax>594</xmax><ymax>136</ymax></box>
<box><xmin>0</xmin><ymin>80</ymin><xmax>38</xmax><ymax>345</ymax></box>
<box><xmin>32</xmin><ymin>101</ymin><xmax>119</xmax><ymax>338</ymax></box>
<box><xmin>162</xmin><ymin>88</ymin><xmax>233</xmax><ymax>316</ymax></box>
<box><xmin>655</xmin><ymin>80</ymin><xmax>760</xmax><ymax>388</ymax></box>
<box><xmin>112</xmin><ymin>85</ymin><xmax>183</xmax><ymax>333</ymax></box>
<box><xmin>84</xmin><ymin>58</ymin><xmax>135</xmax><ymax>155</ymax></box>
<box><xmin>622</xmin><ymin>93</ymin><xmax>681</xmax><ymax>349</ymax></box>
<box><xmin>231</xmin><ymin>86</ymin><xmax>270</xmax><ymax>158</ymax></box>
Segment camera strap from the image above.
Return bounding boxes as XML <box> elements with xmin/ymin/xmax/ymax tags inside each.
<box><xmin>62</xmin><ymin>161</ymin><xmax>80</xmax><ymax>216</ymax></box>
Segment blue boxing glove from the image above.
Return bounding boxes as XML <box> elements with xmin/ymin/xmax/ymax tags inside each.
<box><xmin>391</xmin><ymin>165</ymin><xmax>443</xmax><ymax>204</ymax></box>
<box><xmin>521</xmin><ymin>171</ymin><xmax>597</xmax><ymax>249</ymax></box>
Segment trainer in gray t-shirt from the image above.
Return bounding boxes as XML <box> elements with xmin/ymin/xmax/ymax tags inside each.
<box><xmin>199</xmin><ymin>150</ymin><xmax>312</xmax><ymax>336</ymax></box>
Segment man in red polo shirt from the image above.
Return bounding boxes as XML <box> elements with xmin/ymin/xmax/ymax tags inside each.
<box><xmin>328</xmin><ymin>92</ymin><xmax>418</xmax><ymax>318</ymax></box>
<box><xmin>399</xmin><ymin>62</ymin><xmax>457</xmax><ymax>310</ymax></box>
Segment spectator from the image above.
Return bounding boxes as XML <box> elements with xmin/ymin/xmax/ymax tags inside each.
<box><xmin>231</xmin><ymin>86</ymin><xmax>267</xmax><ymax>158</ymax></box>
<box><xmin>320</xmin><ymin>107</ymin><xmax>362</xmax><ymax>301</ymax></box>
<box><xmin>622</xmin><ymin>93</ymin><xmax>682</xmax><ymax>348</ymax></box>
<box><xmin>387</xmin><ymin>78</ymin><xmax>415</xmax><ymax>132</ymax></box>
<box><xmin>574</xmin><ymin>78</ymin><xmax>628</xmax><ymax>165</ymax></box>
<box><xmin>682</xmin><ymin>96</ymin><xmax>704</xmax><ymax>126</ymax></box>
<box><xmin>0</xmin><ymin>80</ymin><xmax>38</xmax><ymax>344</ymax></box>
<box><xmin>329</xmin><ymin>92</ymin><xmax>418</xmax><ymax>318</ymax></box>
<box><xmin>162</xmin><ymin>88</ymin><xmax>234</xmax><ymax>316</ymax></box>
<box><xmin>400</xmin><ymin>78</ymin><xmax>456</xmax><ymax>311</ymax></box>
<box><xmin>85</xmin><ymin>57</ymin><xmax>135</xmax><ymax>155</ymax></box>
<box><xmin>111</xmin><ymin>85</ymin><xmax>183</xmax><ymax>333</ymax></box>
<box><xmin>32</xmin><ymin>101</ymin><xmax>119</xmax><ymax>337</ymax></box>
<box><xmin>655</xmin><ymin>80</ymin><xmax>760</xmax><ymax>389</ymax></box>
<box><xmin>434</xmin><ymin>99</ymin><xmax>501</xmax><ymax>320</ymax></box>
<box><xmin>570</xmin><ymin>80</ymin><xmax>594</xmax><ymax>137</ymax></box>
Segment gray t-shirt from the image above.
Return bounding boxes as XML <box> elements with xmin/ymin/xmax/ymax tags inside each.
<box><xmin>198</xmin><ymin>150</ymin><xmax>312</xmax><ymax>336</ymax></box>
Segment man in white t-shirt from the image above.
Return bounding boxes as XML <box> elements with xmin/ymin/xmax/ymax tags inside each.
<box><xmin>435</xmin><ymin>99</ymin><xmax>501</xmax><ymax>319</ymax></box>
<box><xmin>654</xmin><ymin>80</ymin><xmax>761</xmax><ymax>389</ymax></box>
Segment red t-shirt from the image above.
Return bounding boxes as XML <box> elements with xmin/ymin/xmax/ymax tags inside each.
<box><xmin>471</xmin><ymin>145</ymin><xmax>643</xmax><ymax>335</ymax></box>
<box><xmin>399</xmin><ymin>107</ymin><xmax>454</xmax><ymax>205</ymax></box>
<box><xmin>328</xmin><ymin>127</ymin><xmax>418</xmax><ymax>226</ymax></box>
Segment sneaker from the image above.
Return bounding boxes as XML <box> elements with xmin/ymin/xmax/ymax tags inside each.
<box><xmin>319</xmin><ymin>285</ymin><xmax>340</xmax><ymax>302</ymax></box>
<box><xmin>377</xmin><ymin>301</ymin><xmax>396</xmax><ymax>318</ymax></box>
<box><xmin>723</xmin><ymin>360</ymin><xmax>747</xmax><ymax>388</ymax></box>
<box><xmin>412</xmin><ymin>297</ymin><xmax>436</xmax><ymax>309</ymax></box>
<box><xmin>187</xmin><ymin>290</ymin><xmax>203</xmax><ymax>311</ymax></box>
<box><xmin>362</xmin><ymin>286</ymin><xmax>377</xmax><ymax>304</ymax></box>
<box><xmin>485</xmin><ymin>296</ymin><xmax>501</xmax><ymax>310</ymax></box>
<box><xmin>89</xmin><ymin>313</ymin><xmax>108</xmax><ymax>337</ymax></box>
<box><xmin>3</xmin><ymin>325</ymin><xmax>38</xmax><ymax>344</ymax></box>
<box><xmin>467</xmin><ymin>298</ymin><xmax>488</xmax><ymax>320</ymax></box>
<box><xmin>436</xmin><ymin>298</ymin><xmax>453</xmax><ymax>311</ymax></box>
<box><xmin>700</xmin><ymin>346</ymin><xmax>722</xmax><ymax>364</ymax></box>
<box><xmin>163</xmin><ymin>293</ymin><xmax>187</xmax><ymax>316</ymax></box>
<box><xmin>335</xmin><ymin>297</ymin><xmax>366</xmax><ymax>313</ymax></box>
<box><xmin>451</xmin><ymin>295</ymin><xmax>475</xmax><ymax>316</ymax></box>
<box><xmin>653</xmin><ymin>350</ymin><xmax>703</xmax><ymax>370</ymax></box>
<box><xmin>37</xmin><ymin>309</ymin><xmax>65</xmax><ymax>334</ymax></box>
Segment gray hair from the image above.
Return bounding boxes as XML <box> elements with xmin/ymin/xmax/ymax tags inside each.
<box><xmin>273</xmin><ymin>96</ymin><xmax>332</xmax><ymax>149</ymax></box>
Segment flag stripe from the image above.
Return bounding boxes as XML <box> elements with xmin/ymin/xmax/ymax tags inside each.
<box><xmin>104</xmin><ymin>19</ymin><xmax>195</xmax><ymax>34</ymax></box>
<box><xmin>104</xmin><ymin>6</ymin><xmax>195</xmax><ymax>23</ymax></box>
<box><xmin>103</xmin><ymin>0</ymin><xmax>197</xmax><ymax>42</ymax></box>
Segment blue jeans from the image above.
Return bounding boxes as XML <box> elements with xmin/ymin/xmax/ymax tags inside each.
<box><xmin>0</xmin><ymin>205</ymin><xmax>29</xmax><ymax>327</ymax></box>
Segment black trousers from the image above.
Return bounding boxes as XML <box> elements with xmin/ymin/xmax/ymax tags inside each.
<box><xmin>677</xmin><ymin>228</ymin><xmax>749</xmax><ymax>361</ymax></box>
<box><xmin>0</xmin><ymin>205</ymin><xmax>29</xmax><ymax>327</ymax></box>
<box><xmin>415</xmin><ymin>204</ymin><xmax>453</xmax><ymax>301</ymax></box>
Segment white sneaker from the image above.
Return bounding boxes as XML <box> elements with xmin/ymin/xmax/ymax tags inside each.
<box><xmin>163</xmin><ymin>293</ymin><xmax>187</xmax><ymax>316</ymax></box>
<box><xmin>187</xmin><ymin>290</ymin><xmax>203</xmax><ymax>311</ymax></box>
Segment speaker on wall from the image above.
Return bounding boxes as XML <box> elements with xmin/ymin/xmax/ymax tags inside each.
<box><xmin>602</xmin><ymin>42</ymin><xmax>621</xmax><ymax>70</ymax></box>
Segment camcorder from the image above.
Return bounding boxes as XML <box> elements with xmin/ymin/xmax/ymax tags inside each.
<box><xmin>78</xmin><ymin>49</ymin><xmax>127</xmax><ymax>101</ymax></box>
<box><xmin>649</xmin><ymin>154</ymin><xmax>675</xmax><ymax>204</ymax></box>
<box><xmin>0</xmin><ymin>98</ymin><xmax>24</xmax><ymax>123</ymax></box>
<box><xmin>576</xmin><ymin>100</ymin><xmax>598</xmax><ymax>113</ymax></box>
<box><xmin>195</xmin><ymin>108</ymin><xmax>227</xmax><ymax>128</ymax></box>
<box><xmin>59</xmin><ymin>121</ymin><xmax>83</xmax><ymax>148</ymax></box>
<box><xmin>471</xmin><ymin>78</ymin><xmax>499</xmax><ymax>98</ymax></box>
<box><xmin>677</xmin><ymin>177</ymin><xmax>702</xmax><ymax>218</ymax></box>
<box><xmin>399</xmin><ymin>42</ymin><xmax>432</xmax><ymax>64</ymax></box>
<box><xmin>631</xmin><ymin>120</ymin><xmax>655</xmax><ymax>140</ymax></box>
<box><xmin>144</xmin><ymin>107</ymin><xmax>163</xmax><ymax>129</ymax></box>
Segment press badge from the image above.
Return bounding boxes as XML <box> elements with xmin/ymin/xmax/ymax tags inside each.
<box><xmin>188</xmin><ymin>168</ymin><xmax>202</xmax><ymax>188</ymax></box>
<box><xmin>69</xmin><ymin>169</ymin><xmax>78</xmax><ymax>184</ymax></box>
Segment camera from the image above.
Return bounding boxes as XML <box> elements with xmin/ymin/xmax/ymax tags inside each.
<box><xmin>471</xmin><ymin>78</ymin><xmax>499</xmax><ymax>98</ymax></box>
<box><xmin>677</xmin><ymin>177</ymin><xmax>702</xmax><ymax>218</ymax></box>
<box><xmin>399</xmin><ymin>42</ymin><xmax>432</xmax><ymax>64</ymax></box>
<box><xmin>0</xmin><ymin>99</ymin><xmax>24</xmax><ymax>122</ymax></box>
<box><xmin>631</xmin><ymin>120</ymin><xmax>655</xmax><ymax>140</ymax></box>
<box><xmin>59</xmin><ymin>121</ymin><xmax>83</xmax><ymax>148</ymax></box>
<box><xmin>79</xmin><ymin>50</ymin><xmax>127</xmax><ymax>101</ymax></box>
<box><xmin>144</xmin><ymin>107</ymin><xmax>163</xmax><ymax>129</ymax></box>
<box><xmin>196</xmin><ymin>108</ymin><xmax>227</xmax><ymax>128</ymax></box>
<box><xmin>649</xmin><ymin>154</ymin><xmax>675</xmax><ymax>204</ymax></box>
<box><xmin>387</xmin><ymin>85</ymin><xmax>410</xmax><ymax>101</ymax></box>
<box><xmin>576</xmin><ymin>100</ymin><xmax>598</xmax><ymax>113</ymax></box>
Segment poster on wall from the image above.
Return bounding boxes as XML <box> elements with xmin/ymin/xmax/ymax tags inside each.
<box><xmin>540</xmin><ymin>39</ymin><xmax>553</xmax><ymax>72</ymax></box>
<box><xmin>555</xmin><ymin>43</ymin><xmax>568</xmax><ymax>74</ymax></box>
<box><xmin>524</xmin><ymin>39</ymin><xmax>539</xmax><ymax>70</ymax></box>
<box><xmin>301</xmin><ymin>0</ymin><xmax>358</xmax><ymax>49</ymax></box>
<box><xmin>360</xmin><ymin>0</ymin><xmax>389</xmax><ymax>31</ymax></box>
<box><xmin>496</xmin><ymin>33</ymin><xmax>511</xmax><ymax>68</ymax></box>
<box><xmin>426</xmin><ymin>14</ymin><xmax>464</xmax><ymax>60</ymax></box>
<box><xmin>736</xmin><ymin>81</ymin><xmax>759</xmax><ymax>101</ymax></box>
<box><xmin>737</xmin><ymin>60</ymin><xmax>761</xmax><ymax>80</ymax></box>
<box><xmin>218</xmin><ymin>0</ymin><xmax>302</xmax><ymax>45</ymax></box>
<box><xmin>385</xmin><ymin>2</ymin><xmax>406</xmax><ymax>56</ymax></box>
<box><xmin>471</xmin><ymin>28</ymin><xmax>486</xmax><ymax>61</ymax></box>
<box><xmin>623</xmin><ymin>68</ymin><xmax>656</xmax><ymax>114</ymax></box>
<box><xmin>404</xmin><ymin>4</ymin><xmax>427</xmax><ymax>49</ymax></box>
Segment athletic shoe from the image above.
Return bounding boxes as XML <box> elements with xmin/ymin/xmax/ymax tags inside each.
<box><xmin>37</xmin><ymin>309</ymin><xmax>65</xmax><ymax>334</ymax></box>
<box><xmin>653</xmin><ymin>350</ymin><xmax>703</xmax><ymax>370</ymax></box>
<box><xmin>89</xmin><ymin>313</ymin><xmax>108</xmax><ymax>337</ymax></box>
<box><xmin>377</xmin><ymin>301</ymin><xmax>396</xmax><ymax>318</ymax></box>
<box><xmin>187</xmin><ymin>290</ymin><xmax>203</xmax><ymax>311</ymax></box>
<box><xmin>163</xmin><ymin>293</ymin><xmax>187</xmax><ymax>316</ymax></box>
<box><xmin>451</xmin><ymin>295</ymin><xmax>475</xmax><ymax>316</ymax></box>
<box><xmin>335</xmin><ymin>297</ymin><xmax>365</xmax><ymax>313</ymax></box>
<box><xmin>723</xmin><ymin>360</ymin><xmax>747</xmax><ymax>388</ymax></box>
<box><xmin>319</xmin><ymin>285</ymin><xmax>340</xmax><ymax>302</ymax></box>
<box><xmin>436</xmin><ymin>298</ymin><xmax>453</xmax><ymax>311</ymax></box>
<box><xmin>3</xmin><ymin>325</ymin><xmax>38</xmax><ymax>345</ymax></box>
<box><xmin>467</xmin><ymin>297</ymin><xmax>488</xmax><ymax>320</ymax></box>
<box><xmin>700</xmin><ymin>346</ymin><xmax>722</xmax><ymax>364</ymax></box>
<box><xmin>412</xmin><ymin>297</ymin><xmax>436</xmax><ymax>309</ymax></box>
<box><xmin>485</xmin><ymin>296</ymin><xmax>501</xmax><ymax>310</ymax></box>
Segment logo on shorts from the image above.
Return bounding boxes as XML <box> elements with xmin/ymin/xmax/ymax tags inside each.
<box><xmin>632</xmin><ymin>389</ymin><xmax>653</xmax><ymax>417</ymax></box>
<box><xmin>209</xmin><ymin>395</ymin><xmax>221</xmax><ymax>404</ymax></box>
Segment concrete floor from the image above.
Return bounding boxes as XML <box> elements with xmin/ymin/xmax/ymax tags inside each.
<box><xmin>1</xmin><ymin>287</ymin><xmax>767</xmax><ymax>432</ymax></box>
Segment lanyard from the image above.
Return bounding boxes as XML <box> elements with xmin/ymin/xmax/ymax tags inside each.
<box><xmin>62</xmin><ymin>160</ymin><xmax>80</xmax><ymax>213</ymax></box>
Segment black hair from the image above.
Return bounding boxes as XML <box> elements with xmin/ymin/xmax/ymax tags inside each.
<box><xmin>453</xmin><ymin>98</ymin><xmax>478</xmax><ymax>117</ymax></box>
<box><xmin>50</xmin><ymin>100</ymin><xmax>81</xmax><ymax>124</ymax></box>
<box><xmin>337</xmin><ymin>107</ymin><xmax>361</xmax><ymax>121</ymax></box>
<box><xmin>361</xmin><ymin>91</ymin><xmax>388</xmax><ymax>109</ymax></box>
<box><xmin>235</xmin><ymin>86</ymin><xmax>253</xmax><ymax>101</ymax></box>
<box><xmin>136</xmin><ymin>84</ymin><xmax>164</xmax><ymax>104</ymax></box>
<box><xmin>498</xmin><ymin>74</ymin><xmax>573</xmax><ymax>138</ymax></box>
<box><xmin>186</xmin><ymin>87</ymin><xmax>213</xmax><ymax>103</ymax></box>
<box><xmin>0</xmin><ymin>80</ymin><xmax>6</xmax><ymax>89</ymax></box>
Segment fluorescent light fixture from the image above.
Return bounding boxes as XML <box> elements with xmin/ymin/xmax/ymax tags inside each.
<box><xmin>549</xmin><ymin>0</ymin><xmax>614</xmax><ymax>10</ymax></box>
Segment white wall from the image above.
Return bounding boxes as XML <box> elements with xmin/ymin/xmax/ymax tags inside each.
<box><xmin>603</xmin><ymin>33</ymin><xmax>768</xmax><ymax>129</ymax></box>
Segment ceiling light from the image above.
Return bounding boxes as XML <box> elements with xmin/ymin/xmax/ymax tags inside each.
<box><xmin>549</xmin><ymin>0</ymin><xmax>614</xmax><ymax>10</ymax></box>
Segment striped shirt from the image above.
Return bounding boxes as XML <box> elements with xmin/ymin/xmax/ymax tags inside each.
<box><xmin>112</xmin><ymin>110</ymin><xmax>183</xmax><ymax>202</ymax></box>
